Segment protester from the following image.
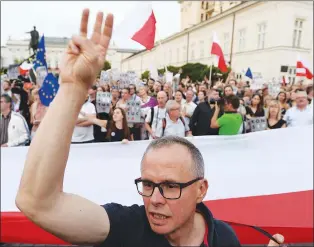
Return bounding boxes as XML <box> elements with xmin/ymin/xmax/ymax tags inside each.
<box><xmin>210</xmin><ymin>95</ymin><xmax>243</xmax><ymax>135</ymax></box>
<box><xmin>116</xmin><ymin>88</ymin><xmax>130</xmax><ymax>111</ymax></box>
<box><xmin>195</xmin><ymin>91</ymin><xmax>206</xmax><ymax>105</ymax></box>
<box><xmin>283</xmin><ymin>90</ymin><xmax>313</xmax><ymax>127</ymax></box>
<box><xmin>276</xmin><ymin>91</ymin><xmax>289</xmax><ymax>117</ymax></box>
<box><xmin>29</xmin><ymin>89</ymin><xmax>47</xmax><ymax>140</ymax></box>
<box><xmin>15</xmin><ymin>10</ymin><xmax>285</xmax><ymax>247</ymax></box>
<box><xmin>266</xmin><ymin>100</ymin><xmax>286</xmax><ymax>129</ymax></box>
<box><xmin>161</xmin><ymin>100</ymin><xmax>191</xmax><ymax>137</ymax></box>
<box><xmin>71</xmin><ymin>95</ymin><xmax>96</xmax><ymax>144</ymax></box>
<box><xmin>1</xmin><ymin>94</ymin><xmax>30</xmax><ymax>147</ymax></box>
<box><xmin>145</xmin><ymin>91</ymin><xmax>168</xmax><ymax>139</ymax></box>
<box><xmin>86</xmin><ymin>107</ymin><xmax>132</xmax><ymax>143</ymax></box>
<box><xmin>246</xmin><ymin>94</ymin><xmax>265</xmax><ymax>118</ymax></box>
<box><xmin>182</xmin><ymin>90</ymin><xmax>197</xmax><ymax>126</ymax></box>
<box><xmin>2</xmin><ymin>80</ymin><xmax>12</xmax><ymax>97</ymax></box>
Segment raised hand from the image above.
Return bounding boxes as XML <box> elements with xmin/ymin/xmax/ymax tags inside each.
<box><xmin>59</xmin><ymin>9</ymin><xmax>113</xmax><ymax>89</ymax></box>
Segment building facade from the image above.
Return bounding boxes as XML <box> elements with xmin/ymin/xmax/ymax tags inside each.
<box><xmin>180</xmin><ymin>0</ymin><xmax>242</xmax><ymax>31</ymax></box>
<box><xmin>121</xmin><ymin>1</ymin><xmax>313</xmax><ymax>83</ymax></box>
<box><xmin>1</xmin><ymin>37</ymin><xmax>139</xmax><ymax>71</ymax></box>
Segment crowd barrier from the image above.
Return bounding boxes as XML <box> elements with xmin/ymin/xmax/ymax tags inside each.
<box><xmin>1</xmin><ymin>125</ymin><xmax>313</xmax><ymax>245</ymax></box>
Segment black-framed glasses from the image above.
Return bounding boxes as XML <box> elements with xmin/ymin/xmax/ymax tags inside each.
<box><xmin>134</xmin><ymin>177</ymin><xmax>203</xmax><ymax>200</ymax></box>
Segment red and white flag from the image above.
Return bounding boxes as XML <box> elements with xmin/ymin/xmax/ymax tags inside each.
<box><xmin>296</xmin><ymin>54</ymin><xmax>313</xmax><ymax>79</ymax></box>
<box><xmin>19</xmin><ymin>61</ymin><xmax>33</xmax><ymax>75</ymax></box>
<box><xmin>115</xmin><ymin>3</ymin><xmax>156</xmax><ymax>50</ymax></box>
<box><xmin>211</xmin><ymin>32</ymin><xmax>228</xmax><ymax>73</ymax></box>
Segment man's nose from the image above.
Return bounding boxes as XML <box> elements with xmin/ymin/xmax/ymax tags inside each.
<box><xmin>150</xmin><ymin>186</ymin><xmax>166</xmax><ymax>205</ymax></box>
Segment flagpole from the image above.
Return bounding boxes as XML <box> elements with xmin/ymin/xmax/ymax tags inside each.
<box><xmin>209</xmin><ymin>62</ymin><xmax>213</xmax><ymax>87</ymax></box>
<box><xmin>155</xmin><ymin>29</ymin><xmax>168</xmax><ymax>75</ymax></box>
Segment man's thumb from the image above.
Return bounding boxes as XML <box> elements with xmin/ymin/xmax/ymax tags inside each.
<box><xmin>268</xmin><ymin>234</ymin><xmax>284</xmax><ymax>246</ymax></box>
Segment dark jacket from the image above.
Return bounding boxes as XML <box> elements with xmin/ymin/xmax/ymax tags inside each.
<box><xmin>189</xmin><ymin>102</ymin><xmax>223</xmax><ymax>136</ymax></box>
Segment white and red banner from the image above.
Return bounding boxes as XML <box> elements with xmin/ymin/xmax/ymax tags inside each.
<box><xmin>296</xmin><ymin>54</ymin><xmax>313</xmax><ymax>79</ymax></box>
<box><xmin>1</xmin><ymin>125</ymin><xmax>313</xmax><ymax>245</ymax></box>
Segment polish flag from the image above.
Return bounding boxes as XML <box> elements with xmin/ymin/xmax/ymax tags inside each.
<box><xmin>1</xmin><ymin>125</ymin><xmax>313</xmax><ymax>245</ymax></box>
<box><xmin>211</xmin><ymin>32</ymin><xmax>228</xmax><ymax>73</ymax></box>
<box><xmin>19</xmin><ymin>61</ymin><xmax>33</xmax><ymax>75</ymax></box>
<box><xmin>296</xmin><ymin>55</ymin><xmax>313</xmax><ymax>79</ymax></box>
<box><xmin>114</xmin><ymin>3</ymin><xmax>156</xmax><ymax>50</ymax></box>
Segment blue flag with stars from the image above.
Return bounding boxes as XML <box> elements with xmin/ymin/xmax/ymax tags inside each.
<box><xmin>39</xmin><ymin>73</ymin><xmax>59</xmax><ymax>106</ymax></box>
<box><xmin>245</xmin><ymin>67</ymin><xmax>253</xmax><ymax>79</ymax></box>
<box><xmin>33</xmin><ymin>35</ymin><xmax>48</xmax><ymax>71</ymax></box>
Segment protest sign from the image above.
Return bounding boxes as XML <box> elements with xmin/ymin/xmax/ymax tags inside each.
<box><xmin>127</xmin><ymin>99</ymin><xmax>141</xmax><ymax>123</ymax></box>
<box><xmin>127</xmin><ymin>71</ymin><xmax>139</xmax><ymax>86</ymax></box>
<box><xmin>111</xmin><ymin>69</ymin><xmax>121</xmax><ymax>82</ymax></box>
<box><xmin>118</xmin><ymin>72</ymin><xmax>130</xmax><ymax>89</ymax></box>
<box><xmin>248</xmin><ymin>117</ymin><xmax>267</xmax><ymax>132</ymax></box>
<box><xmin>96</xmin><ymin>92</ymin><xmax>111</xmax><ymax>114</ymax></box>
<box><xmin>100</xmin><ymin>70</ymin><xmax>110</xmax><ymax>85</ymax></box>
<box><xmin>268</xmin><ymin>78</ymin><xmax>281</xmax><ymax>98</ymax></box>
<box><xmin>165</xmin><ymin>71</ymin><xmax>173</xmax><ymax>84</ymax></box>
<box><xmin>35</xmin><ymin>66</ymin><xmax>48</xmax><ymax>87</ymax></box>
<box><xmin>7</xmin><ymin>65</ymin><xmax>19</xmax><ymax>79</ymax></box>
<box><xmin>250</xmin><ymin>73</ymin><xmax>264</xmax><ymax>90</ymax></box>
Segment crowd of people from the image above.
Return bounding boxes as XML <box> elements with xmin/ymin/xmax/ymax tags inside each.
<box><xmin>1</xmin><ymin>72</ymin><xmax>313</xmax><ymax>147</ymax></box>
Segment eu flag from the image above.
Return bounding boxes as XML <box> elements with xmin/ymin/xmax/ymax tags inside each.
<box><xmin>33</xmin><ymin>35</ymin><xmax>48</xmax><ymax>71</ymax></box>
<box><xmin>245</xmin><ymin>67</ymin><xmax>253</xmax><ymax>79</ymax></box>
<box><xmin>39</xmin><ymin>73</ymin><xmax>59</xmax><ymax>106</ymax></box>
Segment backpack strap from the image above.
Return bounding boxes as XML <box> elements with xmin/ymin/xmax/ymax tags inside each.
<box><xmin>149</xmin><ymin>107</ymin><xmax>155</xmax><ymax>126</ymax></box>
<box><xmin>179</xmin><ymin>116</ymin><xmax>186</xmax><ymax>126</ymax></box>
<box><xmin>161</xmin><ymin>118</ymin><xmax>166</xmax><ymax>137</ymax></box>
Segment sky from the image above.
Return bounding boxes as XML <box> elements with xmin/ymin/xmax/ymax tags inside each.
<box><xmin>1</xmin><ymin>1</ymin><xmax>181</xmax><ymax>49</ymax></box>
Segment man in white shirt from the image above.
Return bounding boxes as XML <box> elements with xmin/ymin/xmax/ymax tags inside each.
<box><xmin>1</xmin><ymin>94</ymin><xmax>29</xmax><ymax>147</ymax></box>
<box><xmin>284</xmin><ymin>90</ymin><xmax>313</xmax><ymax>127</ymax></box>
<box><xmin>182</xmin><ymin>90</ymin><xmax>197</xmax><ymax>126</ymax></box>
<box><xmin>162</xmin><ymin>100</ymin><xmax>192</xmax><ymax>138</ymax></box>
<box><xmin>145</xmin><ymin>91</ymin><xmax>167</xmax><ymax>139</ymax></box>
<box><xmin>72</xmin><ymin>96</ymin><xmax>96</xmax><ymax>144</ymax></box>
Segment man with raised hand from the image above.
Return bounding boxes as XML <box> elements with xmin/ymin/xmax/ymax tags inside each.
<box><xmin>16</xmin><ymin>8</ymin><xmax>284</xmax><ymax>247</ymax></box>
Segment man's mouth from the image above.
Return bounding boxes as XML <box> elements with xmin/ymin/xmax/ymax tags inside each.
<box><xmin>150</xmin><ymin>212</ymin><xmax>169</xmax><ymax>220</ymax></box>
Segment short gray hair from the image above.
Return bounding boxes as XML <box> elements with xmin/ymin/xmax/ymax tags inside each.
<box><xmin>165</xmin><ymin>100</ymin><xmax>180</xmax><ymax>113</ymax></box>
<box><xmin>141</xmin><ymin>136</ymin><xmax>205</xmax><ymax>177</ymax></box>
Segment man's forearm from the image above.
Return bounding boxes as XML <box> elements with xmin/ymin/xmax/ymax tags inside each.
<box><xmin>76</xmin><ymin>120</ymin><xmax>94</xmax><ymax>127</ymax></box>
<box><xmin>210</xmin><ymin>110</ymin><xmax>219</xmax><ymax>128</ymax></box>
<box><xmin>16</xmin><ymin>83</ymin><xmax>87</xmax><ymax>209</ymax></box>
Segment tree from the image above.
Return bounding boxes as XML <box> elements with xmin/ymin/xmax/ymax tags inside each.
<box><xmin>141</xmin><ymin>70</ymin><xmax>150</xmax><ymax>80</ymax></box>
<box><xmin>180</xmin><ymin>63</ymin><xmax>208</xmax><ymax>82</ymax></box>
<box><xmin>103</xmin><ymin>60</ymin><xmax>111</xmax><ymax>71</ymax></box>
<box><xmin>14</xmin><ymin>58</ymin><xmax>23</xmax><ymax>64</ymax></box>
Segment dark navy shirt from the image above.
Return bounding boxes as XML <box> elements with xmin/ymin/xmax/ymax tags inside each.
<box><xmin>99</xmin><ymin>202</ymin><xmax>241</xmax><ymax>247</ymax></box>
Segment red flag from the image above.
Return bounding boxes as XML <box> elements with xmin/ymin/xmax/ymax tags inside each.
<box><xmin>211</xmin><ymin>32</ymin><xmax>228</xmax><ymax>73</ymax></box>
<box><xmin>131</xmin><ymin>11</ymin><xmax>156</xmax><ymax>50</ymax></box>
<box><xmin>296</xmin><ymin>55</ymin><xmax>313</xmax><ymax>79</ymax></box>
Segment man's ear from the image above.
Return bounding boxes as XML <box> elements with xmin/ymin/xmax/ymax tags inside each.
<box><xmin>196</xmin><ymin>179</ymin><xmax>208</xmax><ymax>204</ymax></box>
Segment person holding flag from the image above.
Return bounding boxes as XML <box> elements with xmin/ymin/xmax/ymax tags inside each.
<box><xmin>15</xmin><ymin>8</ymin><xmax>285</xmax><ymax>247</ymax></box>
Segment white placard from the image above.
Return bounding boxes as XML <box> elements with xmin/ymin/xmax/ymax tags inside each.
<box><xmin>96</xmin><ymin>92</ymin><xmax>111</xmax><ymax>114</ymax></box>
<box><xmin>119</xmin><ymin>73</ymin><xmax>130</xmax><ymax>89</ymax></box>
<box><xmin>36</xmin><ymin>66</ymin><xmax>48</xmax><ymax>88</ymax></box>
<box><xmin>268</xmin><ymin>79</ymin><xmax>281</xmax><ymax>98</ymax></box>
<box><xmin>248</xmin><ymin>117</ymin><xmax>267</xmax><ymax>132</ymax></box>
<box><xmin>111</xmin><ymin>69</ymin><xmax>121</xmax><ymax>82</ymax></box>
<box><xmin>165</xmin><ymin>72</ymin><xmax>173</xmax><ymax>84</ymax></box>
<box><xmin>127</xmin><ymin>99</ymin><xmax>142</xmax><ymax>123</ymax></box>
<box><xmin>100</xmin><ymin>70</ymin><xmax>110</xmax><ymax>85</ymax></box>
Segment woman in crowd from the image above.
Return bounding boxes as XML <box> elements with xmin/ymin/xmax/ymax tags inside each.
<box><xmin>276</xmin><ymin>91</ymin><xmax>289</xmax><ymax>116</ymax></box>
<box><xmin>163</xmin><ymin>83</ymin><xmax>173</xmax><ymax>99</ymax></box>
<box><xmin>195</xmin><ymin>91</ymin><xmax>206</xmax><ymax>105</ymax></box>
<box><xmin>174</xmin><ymin>90</ymin><xmax>186</xmax><ymax>112</ymax></box>
<box><xmin>102</xmin><ymin>83</ymin><xmax>110</xmax><ymax>92</ymax></box>
<box><xmin>266</xmin><ymin>100</ymin><xmax>286</xmax><ymax>129</ymax></box>
<box><xmin>287</xmin><ymin>90</ymin><xmax>297</xmax><ymax>107</ymax></box>
<box><xmin>110</xmin><ymin>87</ymin><xmax>120</xmax><ymax>110</ymax></box>
<box><xmin>86</xmin><ymin>107</ymin><xmax>133</xmax><ymax>143</ymax></box>
<box><xmin>30</xmin><ymin>89</ymin><xmax>47</xmax><ymax>140</ymax></box>
<box><xmin>224</xmin><ymin>85</ymin><xmax>234</xmax><ymax>97</ymax></box>
<box><xmin>116</xmin><ymin>88</ymin><xmax>130</xmax><ymax>111</ymax></box>
<box><xmin>246</xmin><ymin>94</ymin><xmax>265</xmax><ymax>118</ymax></box>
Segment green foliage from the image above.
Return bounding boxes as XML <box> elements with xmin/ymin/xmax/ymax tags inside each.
<box><xmin>180</xmin><ymin>63</ymin><xmax>208</xmax><ymax>82</ymax></box>
<box><xmin>141</xmin><ymin>70</ymin><xmax>150</xmax><ymax>80</ymax></box>
<box><xmin>13</xmin><ymin>58</ymin><xmax>23</xmax><ymax>64</ymax></box>
<box><xmin>103</xmin><ymin>60</ymin><xmax>111</xmax><ymax>71</ymax></box>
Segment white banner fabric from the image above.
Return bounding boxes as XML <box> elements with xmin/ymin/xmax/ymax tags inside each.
<box><xmin>1</xmin><ymin>125</ymin><xmax>313</xmax><ymax>212</ymax></box>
